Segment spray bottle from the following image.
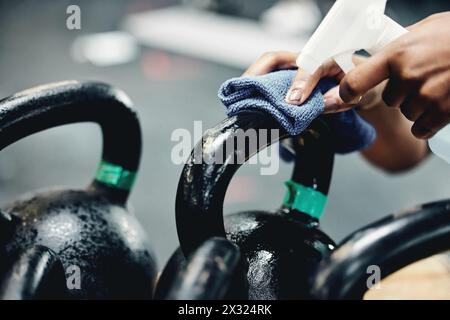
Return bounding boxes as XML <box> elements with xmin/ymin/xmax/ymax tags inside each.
<box><xmin>296</xmin><ymin>0</ymin><xmax>450</xmax><ymax>164</ymax></box>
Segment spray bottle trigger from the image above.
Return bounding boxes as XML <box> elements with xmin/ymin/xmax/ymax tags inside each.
<box><xmin>333</xmin><ymin>52</ymin><xmax>355</xmax><ymax>74</ymax></box>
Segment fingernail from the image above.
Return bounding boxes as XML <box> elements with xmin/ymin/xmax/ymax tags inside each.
<box><xmin>286</xmin><ymin>81</ymin><xmax>307</xmax><ymax>104</ymax></box>
<box><xmin>350</xmin><ymin>96</ymin><xmax>363</xmax><ymax>104</ymax></box>
<box><xmin>324</xmin><ymin>98</ymin><xmax>340</xmax><ymax>113</ymax></box>
<box><xmin>286</xmin><ymin>89</ymin><xmax>303</xmax><ymax>103</ymax></box>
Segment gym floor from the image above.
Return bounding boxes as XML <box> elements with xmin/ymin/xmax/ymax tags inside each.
<box><xmin>0</xmin><ymin>0</ymin><xmax>449</xmax><ymax>271</ymax></box>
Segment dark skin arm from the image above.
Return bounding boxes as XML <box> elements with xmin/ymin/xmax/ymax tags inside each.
<box><xmin>243</xmin><ymin>52</ymin><xmax>429</xmax><ymax>173</ymax></box>
<box><xmin>244</xmin><ymin>13</ymin><xmax>450</xmax><ymax>173</ymax></box>
<box><xmin>289</xmin><ymin>13</ymin><xmax>450</xmax><ymax>170</ymax></box>
<box><xmin>357</xmin><ymin>89</ymin><xmax>430</xmax><ymax>173</ymax></box>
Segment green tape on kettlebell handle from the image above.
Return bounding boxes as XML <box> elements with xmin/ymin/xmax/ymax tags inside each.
<box><xmin>282</xmin><ymin>180</ymin><xmax>327</xmax><ymax>219</ymax></box>
<box><xmin>95</xmin><ymin>161</ymin><xmax>136</xmax><ymax>191</ymax></box>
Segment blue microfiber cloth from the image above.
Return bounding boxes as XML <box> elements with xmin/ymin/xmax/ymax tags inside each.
<box><xmin>218</xmin><ymin>70</ymin><xmax>376</xmax><ymax>157</ymax></box>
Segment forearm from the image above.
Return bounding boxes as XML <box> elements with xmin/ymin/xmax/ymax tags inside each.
<box><xmin>358</xmin><ymin>104</ymin><xmax>429</xmax><ymax>173</ymax></box>
<box><xmin>350</xmin><ymin>55</ymin><xmax>429</xmax><ymax>173</ymax></box>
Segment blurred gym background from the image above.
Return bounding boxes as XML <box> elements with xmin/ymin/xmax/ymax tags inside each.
<box><xmin>0</xmin><ymin>0</ymin><xmax>449</xmax><ymax>269</ymax></box>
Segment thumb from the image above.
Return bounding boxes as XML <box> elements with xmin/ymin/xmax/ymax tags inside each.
<box><xmin>339</xmin><ymin>51</ymin><xmax>390</xmax><ymax>103</ymax></box>
<box><xmin>285</xmin><ymin>67</ymin><xmax>322</xmax><ymax>105</ymax></box>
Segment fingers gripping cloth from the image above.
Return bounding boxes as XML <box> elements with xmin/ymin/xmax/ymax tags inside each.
<box><xmin>218</xmin><ymin>70</ymin><xmax>376</xmax><ymax>158</ymax></box>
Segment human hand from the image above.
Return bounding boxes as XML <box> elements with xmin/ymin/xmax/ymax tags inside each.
<box><xmin>320</xmin><ymin>12</ymin><xmax>450</xmax><ymax>139</ymax></box>
<box><xmin>243</xmin><ymin>52</ymin><xmax>386</xmax><ymax>114</ymax></box>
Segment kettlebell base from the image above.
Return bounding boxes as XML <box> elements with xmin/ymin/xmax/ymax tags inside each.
<box><xmin>2</xmin><ymin>187</ymin><xmax>157</xmax><ymax>299</ymax></box>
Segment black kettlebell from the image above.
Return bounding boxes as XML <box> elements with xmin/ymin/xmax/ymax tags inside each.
<box><xmin>0</xmin><ymin>245</ymin><xmax>67</xmax><ymax>299</ymax></box>
<box><xmin>157</xmin><ymin>112</ymin><xmax>336</xmax><ymax>299</ymax></box>
<box><xmin>0</xmin><ymin>81</ymin><xmax>157</xmax><ymax>299</ymax></box>
<box><xmin>310</xmin><ymin>199</ymin><xmax>450</xmax><ymax>299</ymax></box>
<box><xmin>163</xmin><ymin>237</ymin><xmax>242</xmax><ymax>300</ymax></box>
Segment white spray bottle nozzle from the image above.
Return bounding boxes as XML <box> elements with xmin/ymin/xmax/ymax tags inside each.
<box><xmin>297</xmin><ymin>0</ymin><xmax>450</xmax><ymax>164</ymax></box>
<box><xmin>296</xmin><ymin>0</ymin><xmax>408</xmax><ymax>74</ymax></box>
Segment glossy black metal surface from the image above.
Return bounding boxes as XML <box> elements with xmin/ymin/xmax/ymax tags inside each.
<box><xmin>154</xmin><ymin>247</ymin><xmax>185</xmax><ymax>300</ymax></box>
<box><xmin>168</xmin><ymin>112</ymin><xmax>336</xmax><ymax>299</ymax></box>
<box><xmin>165</xmin><ymin>237</ymin><xmax>242</xmax><ymax>300</ymax></box>
<box><xmin>0</xmin><ymin>81</ymin><xmax>157</xmax><ymax>299</ymax></box>
<box><xmin>0</xmin><ymin>80</ymin><xmax>141</xmax><ymax>203</ymax></box>
<box><xmin>176</xmin><ymin>113</ymin><xmax>334</xmax><ymax>255</ymax></box>
<box><xmin>0</xmin><ymin>211</ymin><xmax>19</xmax><ymax>250</ymax></box>
<box><xmin>310</xmin><ymin>200</ymin><xmax>450</xmax><ymax>299</ymax></box>
<box><xmin>175</xmin><ymin>112</ymin><xmax>282</xmax><ymax>253</ymax></box>
<box><xmin>0</xmin><ymin>245</ymin><xmax>67</xmax><ymax>299</ymax></box>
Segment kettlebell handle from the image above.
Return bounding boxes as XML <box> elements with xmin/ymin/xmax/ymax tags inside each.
<box><xmin>176</xmin><ymin>112</ymin><xmax>334</xmax><ymax>257</ymax></box>
<box><xmin>310</xmin><ymin>200</ymin><xmax>450</xmax><ymax>299</ymax></box>
<box><xmin>0</xmin><ymin>81</ymin><xmax>141</xmax><ymax>203</ymax></box>
<box><xmin>165</xmin><ymin>237</ymin><xmax>242</xmax><ymax>300</ymax></box>
<box><xmin>0</xmin><ymin>245</ymin><xmax>67</xmax><ymax>299</ymax></box>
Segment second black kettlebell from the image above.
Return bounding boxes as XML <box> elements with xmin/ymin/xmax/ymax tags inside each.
<box><xmin>0</xmin><ymin>245</ymin><xmax>67</xmax><ymax>299</ymax></box>
<box><xmin>157</xmin><ymin>112</ymin><xmax>336</xmax><ymax>299</ymax></box>
<box><xmin>163</xmin><ymin>237</ymin><xmax>242</xmax><ymax>300</ymax></box>
<box><xmin>0</xmin><ymin>81</ymin><xmax>157</xmax><ymax>299</ymax></box>
<box><xmin>309</xmin><ymin>198</ymin><xmax>450</xmax><ymax>299</ymax></box>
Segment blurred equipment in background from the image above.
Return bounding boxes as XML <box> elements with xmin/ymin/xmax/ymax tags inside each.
<box><xmin>71</xmin><ymin>31</ymin><xmax>140</xmax><ymax>66</ymax></box>
<box><xmin>124</xmin><ymin>0</ymin><xmax>322</xmax><ymax>68</ymax></box>
<box><xmin>181</xmin><ymin>0</ymin><xmax>274</xmax><ymax>19</ymax></box>
<box><xmin>261</xmin><ymin>0</ymin><xmax>322</xmax><ymax>36</ymax></box>
<box><xmin>123</xmin><ymin>0</ymin><xmax>450</xmax><ymax>68</ymax></box>
<box><xmin>181</xmin><ymin>0</ymin><xmax>245</xmax><ymax>16</ymax></box>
